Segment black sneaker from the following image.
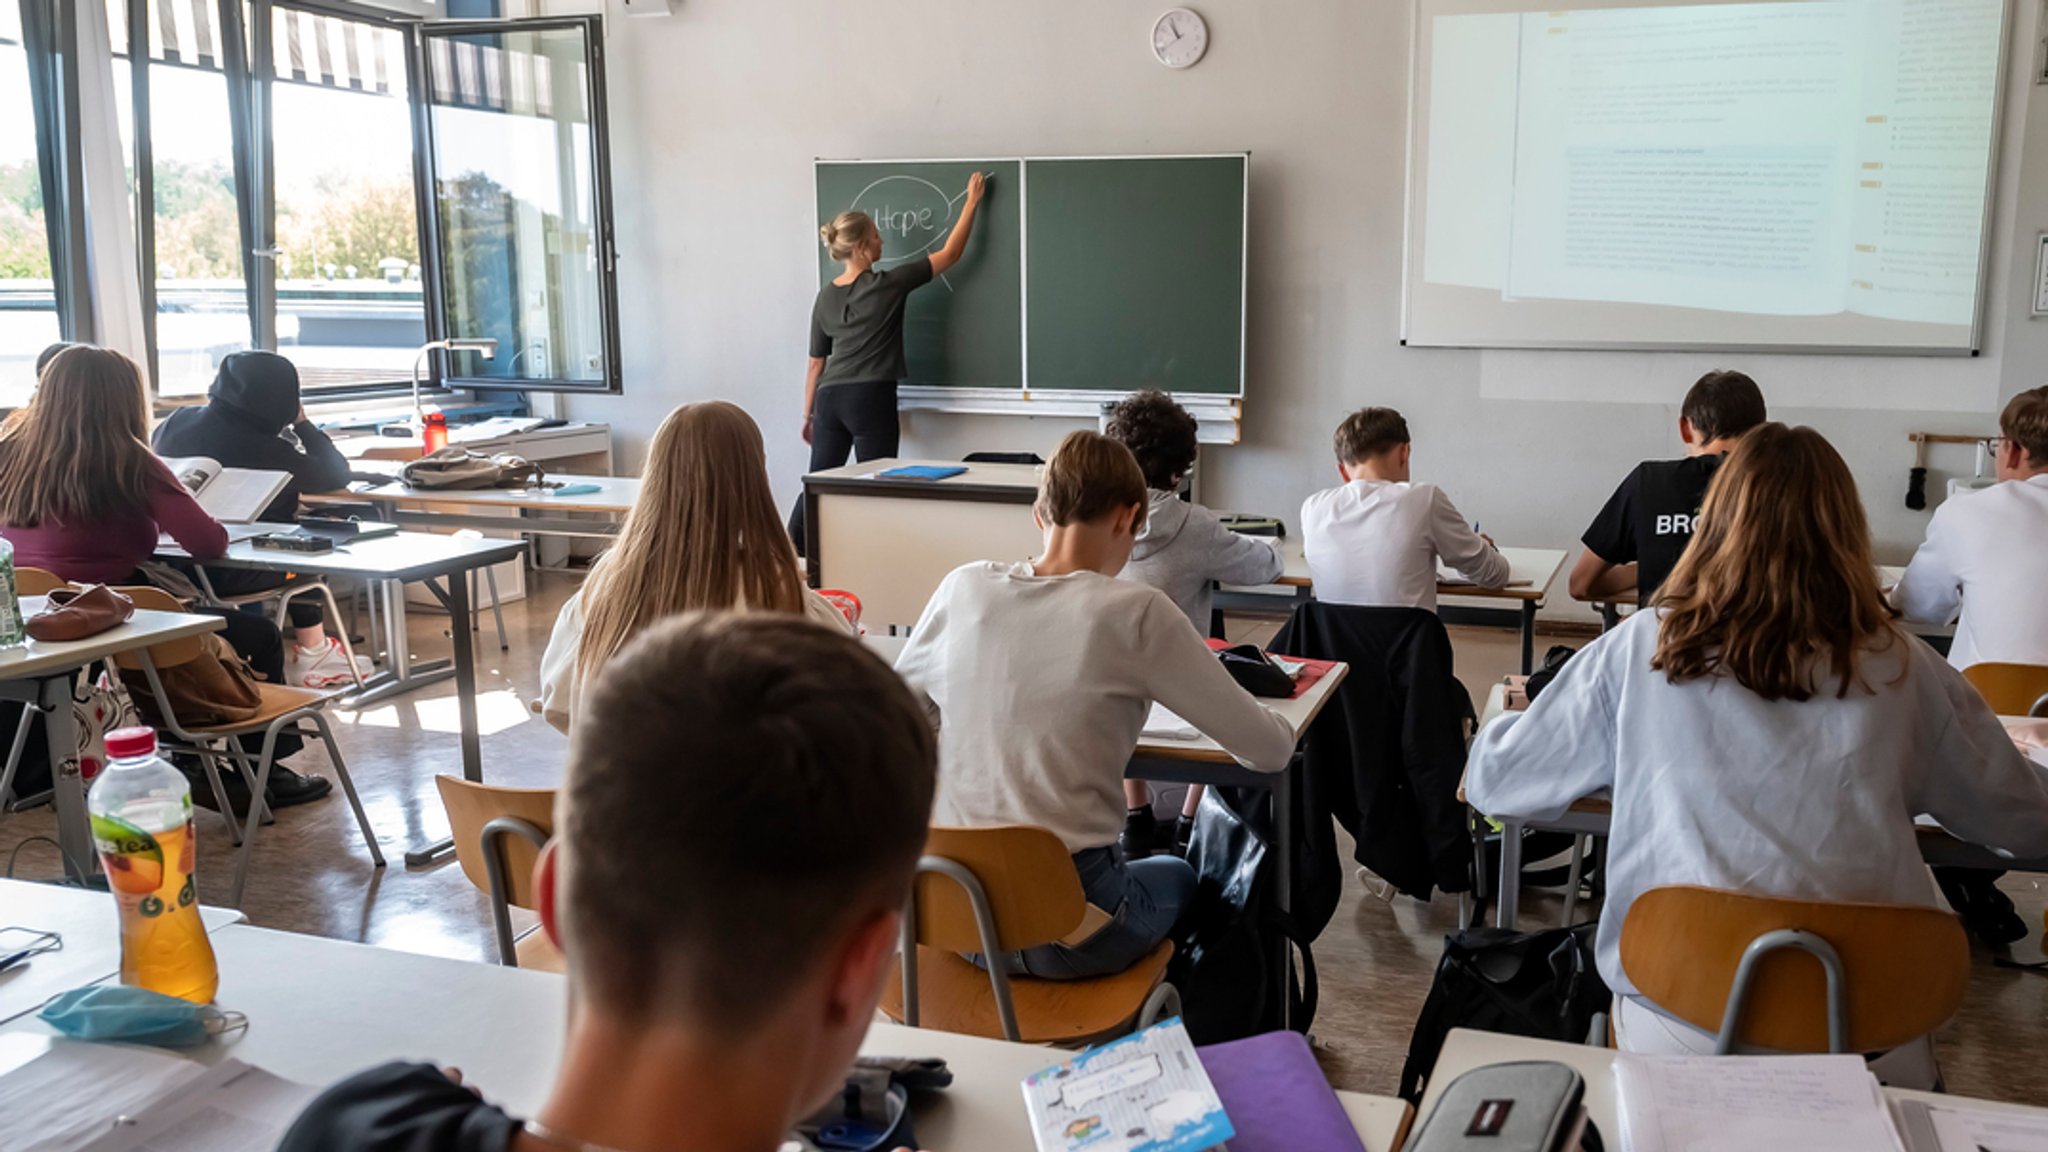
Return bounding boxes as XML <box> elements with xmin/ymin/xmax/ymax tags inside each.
<box><xmin>1172</xmin><ymin>814</ymin><xmax>1195</xmax><ymax>857</ymax></box>
<box><xmin>1119</xmin><ymin>807</ymin><xmax>1158</xmax><ymax>860</ymax></box>
<box><xmin>178</xmin><ymin>759</ymin><xmax>254</xmax><ymax>819</ymax></box>
<box><xmin>1938</xmin><ymin>869</ymin><xmax>2029</xmax><ymax>946</ymax></box>
<box><xmin>265</xmin><ymin>766</ymin><xmax>332</xmax><ymax>809</ymax></box>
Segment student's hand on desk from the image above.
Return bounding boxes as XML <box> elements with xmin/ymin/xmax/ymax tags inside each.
<box><xmin>1480</xmin><ymin>533</ymin><xmax>1497</xmax><ymax>548</ymax></box>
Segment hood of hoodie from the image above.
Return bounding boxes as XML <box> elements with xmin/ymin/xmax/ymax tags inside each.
<box><xmin>1130</xmin><ymin>489</ymin><xmax>1192</xmax><ymax>561</ymax></box>
<box><xmin>207</xmin><ymin>351</ymin><xmax>302</xmax><ymax>432</ymax></box>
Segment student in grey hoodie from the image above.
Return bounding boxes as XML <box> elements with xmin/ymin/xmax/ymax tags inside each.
<box><xmin>1106</xmin><ymin>391</ymin><xmax>1285</xmax><ymax>856</ymax></box>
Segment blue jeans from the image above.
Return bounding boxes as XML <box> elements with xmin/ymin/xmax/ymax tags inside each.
<box><xmin>1000</xmin><ymin>846</ymin><xmax>1196</xmax><ymax>981</ymax></box>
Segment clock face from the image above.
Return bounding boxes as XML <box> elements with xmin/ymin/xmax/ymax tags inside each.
<box><xmin>1152</xmin><ymin>8</ymin><xmax>1208</xmax><ymax>69</ymax></box>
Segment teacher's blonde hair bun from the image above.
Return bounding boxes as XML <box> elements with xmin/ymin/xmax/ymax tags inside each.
<box><xmin>820</xmin><ymin>211</ymin><xmax>879</xmax><ymax>261</ymax></box>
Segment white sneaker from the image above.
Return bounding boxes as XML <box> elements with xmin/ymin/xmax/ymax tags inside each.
<box><xmin>296</xmin><ymin>639</ymin><xmax>372</xmax><ymax>688</ymax></box>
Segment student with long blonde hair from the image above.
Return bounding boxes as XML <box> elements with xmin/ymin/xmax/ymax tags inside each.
<box><xmin>540</xmin><ymin>402</ymin><xmax>852</xmax><ymax>732</ymax></box>
<box><xmin>0</xmin><ymin>345</ymin><xmax>327</xmax><ymax>807</ymax></box>
<box><xmin>1467</xmin><ymin>424</ymin><xmax>2048</xmax><ymax>1086</ymax></box>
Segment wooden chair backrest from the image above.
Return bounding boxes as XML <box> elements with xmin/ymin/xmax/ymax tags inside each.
<box><xmin>1962</xmin><ymin>662</ymin><xmax>2048</xmax><ymax>716</ymax></box>
<box><xmin>106</xmin><ymin>586</ymin><xmax>210</xmax><ymax>670</ymax></box>
<box><xmin>913</xmin><ymin>825</ymin><xmax>1086</xmax><ymax>954</ymax></box>
<box><xmin>16</xmin><ymin>568</ymin><xmax>69</xmax><ymax>597</ymax></box>
<box><xmin>1620</xmin><ymin>885</ymin><xmax>1969</xmax><ymax>1053</ymax></box>
<box><xmin>435</xmin><ymin>774</ymin><xmax>556</xmax><ymax>909</ymax></box>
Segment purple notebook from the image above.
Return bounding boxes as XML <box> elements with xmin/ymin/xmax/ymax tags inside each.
<box><xmin>1197</xmin><ymin>1031</ymin><xmax>1372</xmax><ymax>1152</ymax></box>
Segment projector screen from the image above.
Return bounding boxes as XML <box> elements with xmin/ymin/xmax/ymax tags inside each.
<box><xmin>1402</xmin><ymin>0</ymin><xmax>2008</xmax><ymax>354</ymax></box>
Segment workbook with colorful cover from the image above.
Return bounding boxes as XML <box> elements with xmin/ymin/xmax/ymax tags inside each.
<box><xmin>1022</xmin><ymin>1017</ymin><xmax>1234</xmax><ymax>1152</ymax></box>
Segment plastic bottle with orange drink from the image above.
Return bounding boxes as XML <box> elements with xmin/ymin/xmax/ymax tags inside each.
<box><xmin>87</xmin><ymin>726</ymin><xmax>219</xmax><ymax>1003</ymax></box>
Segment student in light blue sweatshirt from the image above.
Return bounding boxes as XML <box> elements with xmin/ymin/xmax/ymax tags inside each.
<box><xmin>1107</xmin><ymin>391</ymin><xmax>1285</xmax><ymax>856</ymax></box>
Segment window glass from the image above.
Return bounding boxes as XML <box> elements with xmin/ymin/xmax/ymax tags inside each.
<box><xmin>0</xmin><ymin>7</ymin><xmax>61</xmax><ymax>405</ymax></box>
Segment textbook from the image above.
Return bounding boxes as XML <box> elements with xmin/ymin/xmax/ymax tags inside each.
<box><xmin>159</xmin><ymin>456</ymin><xmax>292</xmax><ymax>524</ymax></box>
<box><xmin>873</xmin><ymin>464</ymin><xmax>968</xmax><ymax>481</ymax></box>
<box><xmin>0</xmin><ymin>1034</ymin><xmax>317</xmax><ymax>1152</ymax></box>
<box><xmin>1022</xmin><ymin>1018</ymin><xmax>1233</xmax><ymax>1152</ymax></box>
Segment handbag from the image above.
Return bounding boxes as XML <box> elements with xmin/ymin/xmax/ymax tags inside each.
<box><xmin>1173</xmin><ymin>787</ymin><xmax>1319</xmax><ymax>1043</ymax></box>
<box><xmin>1217</xmin><ymin>643</ymin><xmax>1296</xmax><ymax>698</ymax></box>
<box><xmin>25</xmin><ymin>585</ymin><xmax>135</xmax><ymax>643</ymax></box>
<box><xmin>401</xmin><ymin>447</ymin><xmax>544</xmax><ymax>491</ymax></box>
<box><xmin>1398</xmin><ymin>924</ymin><xmax>1610</xmax><ymax>1104</ymax></box>
<box><xmin>121</xmin><ymin>631</ymin><xmax>266</xmax><ymax>729</ymax></box>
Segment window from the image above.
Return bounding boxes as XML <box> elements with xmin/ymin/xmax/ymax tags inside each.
<box><xmin>420</xmin><ymin>18</ymin><xmax>618</xmax><ymax>391</ymax></box>
<box><xmin>269</xmin><ymin>5</ymin><xmax>424</xmax><ymax>387</ymax></box>
<box><xmin>0</xmin><ymin>6</ymin><xmax>60</xmax><ymax>404</ymax></box>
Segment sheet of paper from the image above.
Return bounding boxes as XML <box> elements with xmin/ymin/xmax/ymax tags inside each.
<box><xmin>1615</xmin><ymin>1052</ymin><xmax>1904</xmax><ymax>1152</ymax></box>
<box><xmin>1923</xmin><ymin>1101</ymin><xmax>2048</xmax><ymax>1152</ymax></box>
<box><xmin>0</xmin><ymin>1035</ymin><xmax>206</xmax><ymax>1152</ymax></box>
<box><xmin>77</xmin><ymin>1060</ymin><xmax>319</xmax><ymax>1152</ymax></box>
<box><xmin>1142</xmin><ymin>704</ymin><xmax>1200</xmax><ymax>741</ymax></box>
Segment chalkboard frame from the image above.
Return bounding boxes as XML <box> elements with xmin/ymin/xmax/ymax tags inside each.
<box><xmin>813</xmin><ymin>152</ymin><xmax>1250</xmax><ymax>401</ymax></box>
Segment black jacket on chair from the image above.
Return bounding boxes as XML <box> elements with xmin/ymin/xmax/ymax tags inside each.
<box><xmin>1269</xmin><ymin>603</ymin><xmax>1475</xmax><ymax>908</ymax></box>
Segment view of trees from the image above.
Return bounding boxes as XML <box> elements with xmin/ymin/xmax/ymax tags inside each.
<box><xmin>0</xmin><ymin>157</ymin><xmax>420</xmax><ymax>285</ymax></box>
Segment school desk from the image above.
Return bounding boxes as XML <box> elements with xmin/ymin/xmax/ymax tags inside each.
<box><xmin>1469</xmin><ymin>682</ymin><xmax>2048</xmax><ymax>929</ymax></box>
<box><xmin>861</xmin><ymin>633</ymin><xmax>1350</xmax><ymax>1029</ymax></box>
<box><xmin>0</xmin><ymin>598</ymin><xmax>223</xmax><ymax>882</ymax></box>
<box><xmin>304</xmin><ymin>470</ymin><xmax>642</xmax><ymax>542</ymax></box>
<box><xmin>0</xmin><ymin>923</ymin><xmax>1414</xmax><ymax>1151</ymax></box>
<box><xmin>0</xmin><ymin>878</ymin><xmax>242</xmax><ymax>1025</ymax></box>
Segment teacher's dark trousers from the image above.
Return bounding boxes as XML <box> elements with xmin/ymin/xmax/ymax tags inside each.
<box><xmin>789</xmin><ymin>380</ymin><xmax>900</xmax><ymax>554</ymax></box>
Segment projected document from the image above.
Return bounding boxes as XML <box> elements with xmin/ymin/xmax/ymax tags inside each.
<box><xmin>1407</xmin><ymin>0</ymin><xmax>2005</xmax><ymax>352</ymax></box>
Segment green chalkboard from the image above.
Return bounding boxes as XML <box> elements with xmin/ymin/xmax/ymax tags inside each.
<box><xmin>1025</xmin><ymin>156</ymin><xmax>1246</xmax><ymax>395</ymax></box>
<box><xmin>815</xmin><ymin>160</ymin><xmax>1023</xmax><ymax>390</ymax></box>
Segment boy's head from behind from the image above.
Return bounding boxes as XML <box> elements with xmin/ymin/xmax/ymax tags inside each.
<box><xmin>1105</xmin><ymin>390</ymin><xmax>1199</xmax><ymax>491</ymax></box>
<box><xmin>1680</xmin><ymin>370</ymin><xmax>1766</xmax><ymax>451</ymax></box>
<box><xmin>1997</xmin><ymin>386</ymin><xmax>2048</xmax><ymax>480</ymax></box>
<box><xmin>542</xmin><ymin>612</ymin><xmax>936</xmax><ymax>1111</ymax></box>
<box><xmin>1333</xmin><ymin>407</ymin><xmax>1412</xmax><ymax>482</ymax></box>
<box><xmin>1034</xmin><ymin>431</ymin><xmax>1149</xmax><ymax>571</ymax></box>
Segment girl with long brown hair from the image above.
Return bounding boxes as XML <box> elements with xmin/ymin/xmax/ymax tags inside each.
<box><xmin>540</xmin><ymin>401</ymin><xmax>853</xmax><ymax>732</ymax></box>
<box><xmin>0</xmin><ymin>345</ymin><xmax>328</xmax><ymax>807</ymax></box>
<box><xmin>1466</xmin><ymin>424</ymin><xmax>2048</xmax><ymax>1085</ymax></box>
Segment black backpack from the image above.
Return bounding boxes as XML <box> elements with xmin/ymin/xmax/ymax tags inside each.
<box><xmin>1171</xmin><ymin>788</ymin><xmax>1318</xmax><ymax>1043</ymax></box>
<box><xmin>1397</xmin><ymin>924</ymin><xmax>1610</xmax><ymax>1104</ymax></box>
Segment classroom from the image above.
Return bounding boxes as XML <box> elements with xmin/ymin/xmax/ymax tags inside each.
<box><xmin>2</xmin><ymin>0</ymin><xmax>2046</xmax><ymax>1149</ymax></box>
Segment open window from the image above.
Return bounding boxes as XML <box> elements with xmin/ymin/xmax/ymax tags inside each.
<box><xmin>412</xmin><ymin>15</ymin><xmax>619</xmax><ymax>394</ymax></box>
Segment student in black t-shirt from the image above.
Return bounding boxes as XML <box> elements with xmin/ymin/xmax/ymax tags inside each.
<box><xmin>789</xmin><ymin>172</ymin><xmax>989</xmax><ymax>548</ymax></box>
<box><xmin>277</xmin><ymin>614</ymin><xmax>939</xmax><ymax>1152</ymax></box>
<box><xmin>1569</xmin><ymin>370</ymin><xmax>1768</xmax><ymax>607</ymax></box>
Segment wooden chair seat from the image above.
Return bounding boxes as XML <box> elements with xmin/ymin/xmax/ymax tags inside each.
<box><xmin>178</xmin><ymin>681</ymin><xmax>344</xmax><ymax>738</ymax></box>
<box><xmin>514</xmin><ymin>928</ymin><xmax>567</xmax><ymax>974</ymax></box>
<box><xmin>880</xmin><ymin>940</ymin><xmax>1173</xmax><ymax>1046</ymax></box>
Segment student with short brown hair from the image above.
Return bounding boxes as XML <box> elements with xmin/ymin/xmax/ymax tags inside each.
<box><xmin>1469</xmin><ymin>424</ymin><xmax>2048</xmax><ymax>1087</ymax></box>
<box><xmin>281</xmin><ymin>613</ymin><xmax>939</xmax><ymax>1152</ymax></box>
<box><xmin>896</xmin><ymin>430</ymin><xmax>1295</xmax><ymax>978</ymax></box>
<box><xmin>1301</xmin><ymin>406</ymin><xmax>1507</xmax><ymax>609</ymax></box>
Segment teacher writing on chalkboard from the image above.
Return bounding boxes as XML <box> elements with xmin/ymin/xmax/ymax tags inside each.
<box><xmin>791</xmin><ymin>172</ymin><xmax>988</xmax><ymax>545</ymax></box>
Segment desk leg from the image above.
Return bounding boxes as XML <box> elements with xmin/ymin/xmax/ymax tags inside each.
<box><xmin>404</xmin><ymin>574</ymin><xmax>481</xmax><ymax>868</ymax></box>
<box><xmin>1520</xmin><ymin>602</ymin><xmax>1537</xmax><ymax>675</ymax></box>
<box><xmin>45</xmin><ymin>676</ymin><xmax>94</xmax><ymax>882</ymax></box>
<box><xmin>344</xmin><ymin>579</ymin><xmax>455</xmax><ymax>708</ymax></box>
<box><xmin>1275</xmin><ymin>759</ymin><xmax>1297</xmax><ymax>1032</ymax></box>
<box><xmin>1494</xmin><ymin>819</ymin><xmax>1524</xmax><ymax>930</ymax></box>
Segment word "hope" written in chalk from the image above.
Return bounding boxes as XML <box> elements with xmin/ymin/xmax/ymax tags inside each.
<box><xmin>874</xmin><ymin>203</ymin><xmax>946</xmax><ymax>239</ymax></box>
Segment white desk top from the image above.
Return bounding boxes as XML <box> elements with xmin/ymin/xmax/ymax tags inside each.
<box><xmin>860</xmin><ymin>634</ymin><xmax>1350</xmax><ymax>765</ymax></box>
<box><xmin>312</xmin><ymin>472</ymin><xmax>642</xmax><ymax>515</ymax></box>
<box><xmin>0</xmin><ymin>879</ymin><xmax>243</xmax><ymax>1024</ymax></box>
<box><xmin>0</xmin><ymin>599</ymin><xmax>222</xmax><ymax>683</ymax></box>
<box><xmin>1277</xmin><ymin>539</ymin><xmax>1568</xmax><ymax>603</ymax></box>
<box><xmin>158</xmin><ymin>528</ymin><xmax>528</xmax><ymax>582</ymax></box>
<box><xmin>1421</xmin><ymin>1028</ymin><xmax>2048</xmax><ymax>1145</ymax></box>
<box><xmin>0</xmin><ymin>924</ymin><xmax>1409</xmax><ymax>1151</ymax></box>
<box><xmin>808</xmin><ymin>457</ymin><xmax>1043</xmax><ymax>491</ymax></box>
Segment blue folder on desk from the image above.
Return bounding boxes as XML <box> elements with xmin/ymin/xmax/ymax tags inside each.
<box><xmin>874</xmin><ymin>465</ymin><xmax>967</xmax><ymax>481</ymax></box>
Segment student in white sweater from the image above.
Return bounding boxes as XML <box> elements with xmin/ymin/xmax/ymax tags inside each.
<box><xmin>1301</xmin><ymin>407</ymin><xmax>1508</xmax><ymax>610</ymax></box>
<box><xmin>540</xmin><ymin>402</ymin><xmax>852</xmax><ymax>733</ymax></box>
<box><xmin>1106</xmin><ymin>391</ymin><xmax>1286</xmax><ymax>857</ymax></box>
<box><xmin>1892</xmin><ymin>385</ymin><xmax>2048</xmax><ymax>945</ymax></box>
<box><xmin>1468</xmin><ymin>425</ymin><xmax>2048</xmax><ymax>1088</ymax></box>
<box><xmin>895</xmin><ymin>431</ymin><xmax>1296</xmax><ymax>980</ymax></box>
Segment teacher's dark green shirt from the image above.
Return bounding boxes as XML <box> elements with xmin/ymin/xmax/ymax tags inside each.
<box><xmin>809</xmin><ymin>255</ymin><xmax>934</xmax><ymax>387</ymax></box>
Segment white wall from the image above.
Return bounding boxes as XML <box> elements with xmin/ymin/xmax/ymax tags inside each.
<box><xmin>572</xmin><ymin>0</ymin><xmax>2048</xmax><ymax>588</ymax></box>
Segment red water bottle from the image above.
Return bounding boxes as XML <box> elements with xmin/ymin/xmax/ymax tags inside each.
<box><xmin>422</xmin><ymin>411</ymin><xmax>449</xmax><ymax>454</ymax></box>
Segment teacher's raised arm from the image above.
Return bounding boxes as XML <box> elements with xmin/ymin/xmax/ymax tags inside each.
<box><xmin>789</xmin><ymin>173</ymin><xmax>991</xmax><ymax>550</ymax></box>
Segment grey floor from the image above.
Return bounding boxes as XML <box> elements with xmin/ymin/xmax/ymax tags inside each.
<box><xmin>2</xmin><ymin>572</ymin><xmax>2042</xmax><ymax>1103</ymax></box>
